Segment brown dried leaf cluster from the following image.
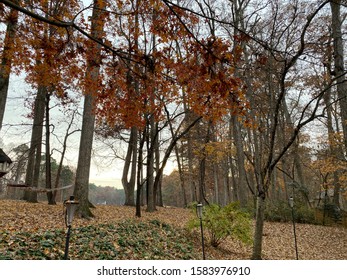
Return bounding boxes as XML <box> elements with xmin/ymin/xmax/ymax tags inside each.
<box><xmin>1</xmin><ymin>200</ymin><xmax>346</xmax><ymax>260</ymax></box>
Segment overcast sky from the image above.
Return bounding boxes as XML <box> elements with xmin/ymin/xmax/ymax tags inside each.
<box><xmin>1</xmin><ymin>73</ymin><xmax>177</xmax><ymax>189</ymax></box>
<box><xmin>1</xmin><ymin>73</ymin><xmax>127</xmax><ymax>188</ymax></box>
<box><xmin>0</xmin><ymin>1</ymin><xmax>179</xmax><ymax>189</ymax></box>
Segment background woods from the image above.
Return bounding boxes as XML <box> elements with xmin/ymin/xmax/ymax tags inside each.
<box><xmin>0</xmin><ymin>0</ymin><xmax>347</xmax><ymax>260</ymax></box>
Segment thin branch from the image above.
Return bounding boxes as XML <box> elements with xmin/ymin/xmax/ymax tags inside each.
<box><xmin>0</xmin><ymin>0</ymin><xmax>141</xmax><ymax>64</ymax></box>
<box><xmin>264</xmin><ymin>0</ymin><xmax>331</xmax><ymax>177</ymax></box>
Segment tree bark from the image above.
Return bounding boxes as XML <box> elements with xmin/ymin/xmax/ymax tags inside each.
<box><xmin>324</xmin><ymin>66</ymin><xmax>343</xmax><ymax>209</ymax></box>
<box><xmin>0</xmin><ymin>1</ymin><xmax>18</xmax><ymax>131</ymax></box>
<box><xmin>330</xmin><ymin>0</ymin><xmax>347</xmax><ymax>152</ymax></box>
<box><xmin>136</xmin><ymin>128</ymin><xmax>146</xmax><ymax>217</ymax></box>
<box><xmin>146</xmin><ymin>113</ymin><xmax>156</xmax><ymax>212</ymax></box>
<box><xmin>53</xmin><ymin>110</ymin><xmax>79</xmax><ymax>202</ymax></box>
<box><xmin>24</xmin><ymin>85</ymin><xmax>46</xmax><ymax>202</ymax></box>
<box><xmin>330</xmin><ymin>0</ymin><xmax>346</xmax><ymax>208</ymax></box>
<box><xmin>74</xmin><ymin>0</ymin><xmax>106</xmax><ymax>218</ymax></box>
<box><xmin>74</xmin><ymin>93</ymin><xmax>95</xmax><ymax>217</ymax></box>
<box><xmin>174</xmin><ymin>138</ymin><xmax>188</xmax><ymax>207</ymax></box>
<box><xmin>154</xmin><ymin>124</ymin><xmax>163</xmax><ymax>207</ymax></box>
<box><xmin>231</xmin><ymin>115</ymin><xmax>248</xmax><ymax>206</ymax></box>
<box><xmin>122</xmin><ymin>126</ymin><xmax>138</xmax><ymax>206</ymax></box>
<box><xmin>45</xmin><ymin>94</ymin><xmax>55</xmax><ymax>204</ymax></box>
<box><xmin>252</xmin><ymin>192</ymin><xmax>266</xmax><ymax>259</ymax></box>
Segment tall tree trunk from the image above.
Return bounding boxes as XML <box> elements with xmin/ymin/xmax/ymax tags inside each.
<box><xmin>154</xmin><ymin>123</ymin><xmax>163</xmax><ymax>207</ymax></box>
<box><xmin>74</xmin><ymin>93</ymin><xmax>95</xmax><ymax>217</ymax></box>
<box><xmin>213</xmin><ymin>164</ymin><xmax>219</xmax><ymax>204</ymax></box>
<box><xmin>250</xmin><ymin>107</ymin><xmax>265</xmax><ymax>260</ymax></box>
<box><xmin>74</xmin><ymin>0</ymin><xmax>106</xmax><ymax>218</ymax></box>
<box><xmin>53</xmin><ymin>110</ymin><xmax>78</xmax><ymax>202</ymax></box>
<box><xmin>224</xmin><ymin>159</ymin><xmax>232</xmax><ymax>205</ymax></box>
<box><xmin>252</xmin><ymin>189</ymin><xmax>266</xmax><ymax>259</ymax></box>
<box><xmin>187</xmin><ymin>128</ymin><xmax>196</xmax><ymax>202</ymax></box>
<box><xmin>136</xmin><ymin>128</ymin><xmax>146</xmax><ymax>217</ymax></box>
<box><xmin>283</xmin><ymin>96</ymin><xmax>310</xmax><ymax>206</ymax></box>
<box><xmin>146</xmin><ymin>8</ymin><xmax>158</xmax><ymax>212</ymax></box>
<box><xmin>229</xmin><ymin>120</ymin><xmax>238</xmax><ymax>201</ymax></box>
<box><xmin>330</xmin><ymin>0</ymin><xmax>346</xmax><ymax>207</ymax></box>
<box><xmin>174</xmin><ymin>140</ymin><xmax>188</xmax><ymax>207</ymax></box>
<box><xmin>45</xmin><ymin>93</ymin><xmax>54</xmax><ymax>204</ymax></box>
<box><xmin>154</xmin><ymin>116</ymin><xmax>203</xmax><ymax>204</ymax></box>
<box><xmin>122</xmin><ymin>126</ymin><xmax>138</xmax><ymax>206</ymax></box>
<box><xmin>331</xmin><ymin>0</ymin><xmax>347</xmax><ymax>152</ymax></box>
<box><xmin>231</xmin><ymin>115</ymin><xmax>248</xmax><ymax>206</ymax></box>
<box><xmin>24</xmin><ymin>85</ymin><xmax>46</xmax><ymax>202</ymax></box>
<box><xmin>0</xmin><ymin>1</ymin><xmax>18</xmax><ymax>131</ymax></box>
<box><xmin>198</xmin><ymin>120</ymin><xmax>212</xmax><ymax>204</ymax></box>
<box><xmin>324</xmin><ymin>68</ymin><xmax>343</xmax><ymax>209</ymax></box>
<box><xmin>123</xmin><ymin>0</ymin><xmax>140</xmax><ymax>206</ymax></box>
<box><xmin>146</xmin><ymin>113</ymin><xmax>156</xmax><ymax>212</ymax></box>
<box><xmin>198</xmin><ymin>155</ymin><xmax>206</xmax><ymax>203</ymax></box>
<box><xmin>230</xmin><ymin>0</ymin><xmax>250</xmax><ymax>207</ymax></box>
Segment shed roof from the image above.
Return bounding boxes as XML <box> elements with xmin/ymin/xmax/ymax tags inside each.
<box><xmin>0</xmin><ymin>149</ymin><xmax>12</xmax><ymax>164</ymax></box>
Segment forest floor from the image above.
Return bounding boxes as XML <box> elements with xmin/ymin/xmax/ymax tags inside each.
<box><xmin>0</xmin><ymin>199</ymin><xmax>346</xmax><ymax>260</ymax></box>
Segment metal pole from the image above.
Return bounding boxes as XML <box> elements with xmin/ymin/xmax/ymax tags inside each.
<box><xmin>291</xmin><ymin>205</ymin><xmax>299</xmax><ymax>260</ymax></box>
<box><xmin>199</xmin><ymin>217</ymin><xmax>205</xmax><ymax>260</ymax></box>
<box><xmin>64</xmin><ymin>225</ymin><xmax>71</xmax><ymax>260</ymax></box>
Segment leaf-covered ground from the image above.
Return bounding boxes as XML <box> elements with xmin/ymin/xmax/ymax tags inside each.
<box><xmin>0</xmin><ymin>200</ymin><xmax>346</xmax><ymax>260</ymax></box>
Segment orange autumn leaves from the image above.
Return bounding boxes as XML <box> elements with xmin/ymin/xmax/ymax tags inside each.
<box><xmin>96</xmin><ymin>37</ymin><xmax>244</xmax><ymax>129</ymax></box>
<box><xmin>92</xmin><ymin>1</ymin><xmax>246</xmax><ymax>129</ymax></box>
<box><xmin>175</xmin><ymin>37</ymin><xmax>244</xmax><ymax>120</ymax></box>
<box><xmin>2</xmin><ymin>0</ymin><xmax>247</xmax><ymax>128</ymax></box>
<box><xmin>6</xmin><ymin>0</ymin><xmax>83</xmax><ymax>99</ymax></box>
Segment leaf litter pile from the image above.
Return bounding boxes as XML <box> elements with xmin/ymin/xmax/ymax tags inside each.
<box><xmin>0</xmin><ymin>200</ymin><xmax>346</xmax><ymax>260</ymax></box>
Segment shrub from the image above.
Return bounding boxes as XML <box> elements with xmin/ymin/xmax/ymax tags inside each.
<box><xmin>263</xmin><ymin>200</ymin><xmax>316</xmax><ymax>224</ymax></box>
<box><xmin>263</xmin><ymin>200</ymin><xmax>292</xmax><ymax>222</ymax></box>
<box><xmin>187</xmin><ymin>202</ymin><xmax>252</xmax><ymax>248</ymax></box>
<box><xmin>295</xmin><ymin>204</ymin><xmax>316</xmax><ymax>224</ymax></box>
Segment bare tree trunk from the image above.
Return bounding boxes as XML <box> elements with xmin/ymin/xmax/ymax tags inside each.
<box><xmin>198</xmin><ymin>156</ymin><xmax>206</xmax><ymax>203</ymax></box>
<box><xmin>74</xmin><ymin>93</ymin><xmax>95</xmax><ymax>217</ymax></box>
<box><xmin>154</xmin><ymin>124</ymin><xmax>163</xmax><ymax>207</ymax></box>
<box><xmin>122</xmin><ymin>126</ymin><xmax>138</xmax><ymax>206</ymax></box>
<box><xmin>229</xmin><ymin>0</ymin><xmax>252</xmax><ymax>207</ymax></box>
<box><xmin>331</xmin><ymin>0</ymin><xmax>347</xmax><ymax>152</ymax></box>
<box><xmin>293</xmin><ymin>145</ymin><xmax>309</xmax><ymax>206</ymax></box>
<box><xmin>250</xmin><ymin>119</ymin><xmax>266</xmax><ymax>259</ymax></box>
<box><xmin>187</xmin><ymin>129</ymin><xmax>196</xmax><ymax>202</ymax></box>
<box><xmin>136</xmin><ymin>128</ymin><xmax>146</xmax><ymax>217</ymax></box>
<box><xmin>283</xmin><ymin>96</ymin><xmax>310</xmax><ymax>206</ymax></box>
<box><xmin>174</xmin><ymin>140</ymin><xmax>188</xmax><ymax>207</ymax></box>
<box><xmin>231</xmin><ymin>115</ymin><xmax>248</xmax><ymax>206</ymax></box>
<box><xmin>74</xmin><ymin>0</ymin><xmax>106</xmax><ymax>218</ymax></box>
<box><xmin>146</xmin><ymin>114</ymin><xmax>156</xmax><ymax>212</ymax></box>
<box><xmin>24</xmin><ymin>85</ymin><xmax>46</xmax><ymax>202</ymax></box>
<box><xmin>252</xmin><ymin>190</ymin><xmax>266</xmax><ymax>259</ymax></box>
<box><xmin>324</xmin><ymin>69</ymin><xmax>343</xmax><ymax>208</ymax></box>
<box><xmin>45</xmin><ymin>93</ymin><xmax>54</xmax><ymax>204</ymax></box>
<box><xmin>330</xmin><ymin>0</ymin><xmax>346</xmax><ymax>207</ymax></box>
<box><xmin>213</xmin><ymin>164</ymin><xmax>219</xmax><ymax>204</ymax></box>
<box><xmin>0</xmin><ymin>1</ymin><xmax>18</xmax><ymax>131</ymax></box>
<box><xmin>53</xmin><ymin>110</ymin><xmax>79</xmax><ymax>202</ymax></box>
<box><xmin>123</xmin><ymin>0</ymin><xmax>140</xmax><ymax>206</ymax></box>
<box><xmin>197</xmin><ymin>120</ymin><xmax>212</xmax><ymax>204</ymax></box>
<box><xmin>229</xmin><ymin>120</ymin><xmax>238</xmax><ymax>201</ymax></box>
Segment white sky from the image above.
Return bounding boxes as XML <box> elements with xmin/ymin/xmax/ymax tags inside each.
<box><xmin>0</xmin><ymin>1</ymin><xmax>178</xmax><ymax>189</ymax></box>
<box><xmin>0</xmin><ymin>74</ymin><xmax>124</xmax><ymax>188</ymax></box>
<box><xmin>1</xmin><ymin>72</ymin><xmax>177</xmax><ymax>189</ymax></box>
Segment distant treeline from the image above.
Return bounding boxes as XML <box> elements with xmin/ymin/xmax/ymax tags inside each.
<box><xmin>89</xmin><ymin>183</ymin><xmax>125</xmax><ymax>205</ymax></box>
